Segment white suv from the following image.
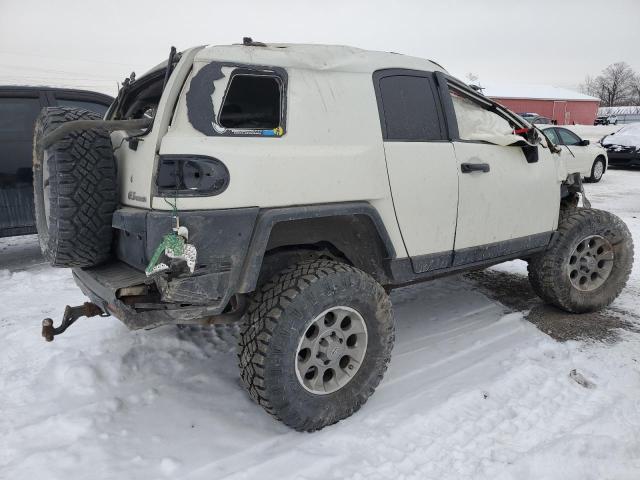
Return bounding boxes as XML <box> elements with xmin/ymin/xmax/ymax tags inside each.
<box><xmin>33</xmin><ymin>41</ymin><xmax>634</xmax><ymax>431</ymax></box>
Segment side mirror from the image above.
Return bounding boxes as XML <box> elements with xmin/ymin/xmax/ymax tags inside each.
<box><xmin>522</xmin><ymin>144</ymin><xmax>539</xmax><ymax>163</ymax></box>
<box><xmin>579</xmin><ymin>139</ymin><xmax>590</xmax><ymax>146</ymax></box>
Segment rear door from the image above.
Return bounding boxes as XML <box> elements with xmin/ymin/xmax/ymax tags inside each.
<box><xmin>440</xmin><ymin>77</ymin><xmax>559</xmax><ymax>263</ymax></box>
<box><xmin>0</xmin><ymin>89</ymin><xmax>48</xmax><ymax>236</ymax></box>
<box><xmin>374</xmin><ymin>70</ymin><xmax>459</xmax><ymax>273</ymax></box>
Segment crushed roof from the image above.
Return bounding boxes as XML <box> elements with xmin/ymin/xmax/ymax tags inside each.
<box><xmin>195</xmin><ymin>43</ymin><xmax>445</xmax><ymax>74</ymax></box>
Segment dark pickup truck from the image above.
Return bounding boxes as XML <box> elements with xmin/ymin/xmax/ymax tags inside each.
<box><xmin>0</xmin><ymin>86</ymin><xmax>113</xmax><ymax>237</ymax></box>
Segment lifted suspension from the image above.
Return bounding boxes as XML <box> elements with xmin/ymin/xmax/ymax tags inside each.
<box><xmin>41</xmin><ymin>302</ymin><xmax>109</xmax><ymax>342</ymax></box>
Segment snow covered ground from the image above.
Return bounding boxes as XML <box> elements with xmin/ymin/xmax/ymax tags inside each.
<box><xmin>1</xmin><ymin>170</ymin><xmax>639</xmax><ymax>480</ymax></box>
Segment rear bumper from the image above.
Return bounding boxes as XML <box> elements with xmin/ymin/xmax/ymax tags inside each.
<box><xmin>72</xmin><ymin>263</ymin><xmax>227</xmax><ymax>329</ymax></box>
<box><xmin>73</xmin><ymin>206</ymin><xmax>259</xmax><ymax>329</ymax></box>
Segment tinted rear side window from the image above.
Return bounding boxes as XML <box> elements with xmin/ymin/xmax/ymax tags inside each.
<box><xmin>377</xmin><ymin>75</ymin><xmax>444</xmax><ymax>141</ymax></box>
<box><xmin>56</xmin><ymin>98</ymin><xmax>109</xmax><ymax>116</ymax></box>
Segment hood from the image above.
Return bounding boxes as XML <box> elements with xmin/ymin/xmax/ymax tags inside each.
<box><xmin>602</xmin><ymin>124</ymin><xmax>640</xmax><ymax>148</ymax></box>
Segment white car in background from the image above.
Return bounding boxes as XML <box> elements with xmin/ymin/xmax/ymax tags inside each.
<box><xmin>539</xmin><ymin>125</ymin><xmax>608</xmax><ymax>182</ymax></box>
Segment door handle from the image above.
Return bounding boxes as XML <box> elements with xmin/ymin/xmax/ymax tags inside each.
<box><xmin>461</xmin><ymin>162</ymin><xmax>490</xmax><ymax>173</ymax></box>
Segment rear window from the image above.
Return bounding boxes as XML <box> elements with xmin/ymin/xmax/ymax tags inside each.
<box><xmin>56</xmin><ymin>98</ymin><xmax>109</xmax><ymax>116</ymax></box>
<box><xmin>377</xmin><ymin>75</ymin><xmax>444</xmax><ymax>141</ymax></box>
<box><xmin>219</xmin><ymin>75</ymin><xmax>281</xmax><ymax>129</ymax></box>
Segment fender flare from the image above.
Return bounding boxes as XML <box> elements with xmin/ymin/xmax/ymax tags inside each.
<box><xmin>236</xmin><ymin>202</ymin><xmax>396</xmax><ymax>292</ymax></box>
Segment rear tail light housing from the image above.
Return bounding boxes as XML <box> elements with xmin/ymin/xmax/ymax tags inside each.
<box><xmin>156</xmin><ymin>155</ymin><xmax>230</xmax><ymax>196</ymax></box>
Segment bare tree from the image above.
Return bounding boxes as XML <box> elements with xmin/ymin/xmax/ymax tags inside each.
<box><xmin>631</xmin><ymin>73</ymin><xmax>640</xmax><ymax>106</ymax></box>
<box><xmin>580</xmin><ymin>75</ymin><xmax>607</xmax><ymax>101</ymax></box>
<box><xmin>580</xmin><ymin>62</ymin><xmax>638</xmax><ymax>106</ymax></box>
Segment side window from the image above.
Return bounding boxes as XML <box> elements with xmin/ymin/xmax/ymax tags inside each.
<box><xmin>544</xmin><ymin>128</ymin><xmax>559</xmax><ymax>144</ymax></box>
<box><xmin>0</xmin><ymin>96</ymin><xmax>42</xmax><ymax>181</ymax></box>
<box><xmin>377</xmin><ymin>74</ymin><xmax>444</xmax><ymax>141</ymax></box>
<box><xmin>56</xmin><ymin>98</ymin><xmax>110</xmax><ymax>116</ymax></box>
<box><xmin>448</xmin><ymin>87</ymin><xmax>514</xmax><ymax>143</ymax></box>
<box><xmin>556</xmin><ymin>128</ymin><xmax>581</xmax><ymax>146</ymax></box>
<box><xmin>0</xmin><ymin>97</ymin><xmax>41</xmax><ymax>139</ymax></box>
<box><xmin>219</xmin><ymin>74</ymin><xmax>281</xmax><ymax>129</ymax></box>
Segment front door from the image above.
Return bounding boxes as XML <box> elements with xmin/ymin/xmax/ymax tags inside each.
<box><xmin>374</xmin><ymin>70</ymin><xmax>459</xmax><ymax>273</ymax></box>
<box><xmin>442</xmin><ymin>78</ymin><xmax>559</xmax><ymax>264</ymax></box>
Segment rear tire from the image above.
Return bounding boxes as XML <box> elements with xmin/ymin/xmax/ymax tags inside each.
<box><xmin>238</xmin><ymin>259</ymin><xmax>394</xmax><ymax>431</ymax></box>
<box><xmin>528</xmin><ymin>208</ymin><xmax>633</xmax><ymax>313</ymax></box>
<box><xmin>587</xmin><ymin>156</ymin><xmax>605</xmax><ymax>183</ymax></box>
<box><xmin>33</xmin><ymin>107</ymin><xmax>117</xmax><ymax>267</ymax></box>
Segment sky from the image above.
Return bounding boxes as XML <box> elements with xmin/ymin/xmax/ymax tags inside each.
<box><xmin>0</xmin><ymin>0</ymin><xmax>639</xmax><ymax>97</ymax></box>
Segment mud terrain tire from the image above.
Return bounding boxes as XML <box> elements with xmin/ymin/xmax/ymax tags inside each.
<box><xmin>528</xmin><ymin>208</ymin><xmax>633</xmax><ymax>313</ymax></box>
<box><xmin>33</xmin><ymin>107</ymin><xmax>117</xmax><ymax>267</ymax></box>
<box><xmin>238</xmin><ymin>259</ymin><xmax>395</xmax><ymax>431</ymax></box>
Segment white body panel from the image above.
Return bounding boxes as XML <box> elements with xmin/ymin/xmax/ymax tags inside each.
<box><xmin>113</xmin><ymin>47</ymin><xmax>204</xmax><ymax>209</ymax></box>
<box><xmin>383</xmin><ymin>142</ymin><xmax>459</xmax><ymax>256</ymax></box>
<box><xmin>452</xmin><ymin>142</ymin><xmax>560</xmax><ymax>249</ymax></box>
<box><xmin>158</xmin><ymin>65</ymin><xmax>408</xmax><ymax>257</ymax></box>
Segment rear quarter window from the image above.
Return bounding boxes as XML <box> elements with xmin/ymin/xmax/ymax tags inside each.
<box><xmin>219</xmin><ymin>74</ymin><xmax>281</xmax><ymax>129</ymax></box>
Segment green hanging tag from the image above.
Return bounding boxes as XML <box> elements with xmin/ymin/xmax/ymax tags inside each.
<box><xmin>145</xmin><ymin>211</ymin><xmax>198</xmax><ymax>277</ymax></box>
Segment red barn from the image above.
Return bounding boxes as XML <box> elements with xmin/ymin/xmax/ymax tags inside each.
<box><xmin>482</xmin><ymin>84</ymin><xmax>600</xmax><ymax>125</ymax></box>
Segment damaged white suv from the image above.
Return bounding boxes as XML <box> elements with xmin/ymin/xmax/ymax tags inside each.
<box><xmin>33</xmin><ymin>40</ymin><xmax>634</xmax><ymax>431</ymax></box>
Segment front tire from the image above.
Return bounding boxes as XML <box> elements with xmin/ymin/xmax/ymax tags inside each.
<box><xmin>587</xmin><ymin>156</ymin><xmax>605</xmax><ymax>183</ymax></box>
<box><xmin>528</xmin><ymin>208</ymin><xmax>633</xmax><ymax>313</ymax></box>
<box><xmin>238</xmin><ymin>259</ymin><xmax>395</xmax><ymax>431</ymax></box>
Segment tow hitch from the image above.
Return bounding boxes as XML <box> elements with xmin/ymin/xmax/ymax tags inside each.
<box><xmin>41</xmin><ymin>302</ymin><xmax>109</xmax><ymax>342</ymax></box>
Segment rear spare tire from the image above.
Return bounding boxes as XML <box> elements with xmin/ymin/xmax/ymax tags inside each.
<box><xmin>33</xmin><ymin>107</ymin><xmax>117</xmax><ymax>267</ymax></box>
